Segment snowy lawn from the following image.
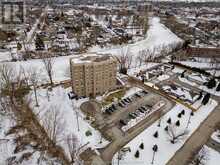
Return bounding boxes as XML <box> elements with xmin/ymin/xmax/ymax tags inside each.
<box><xmin>28</xmin><ymin>86</ymin><xmax>109</xmax><ymax>155</ymax></box>
<box><xmin>112</xmin><ymin>99</ymin><xmax>218</xmax><ymax>165</ymax></box>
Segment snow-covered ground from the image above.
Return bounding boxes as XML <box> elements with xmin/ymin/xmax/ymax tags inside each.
<box><xmin>28</xmin><ymin>86</ymin><xmax>109</xmax><ymax>157</ymax></box>
<box><xmin>163</xmin><ymin>85</ymin><xmax>197</xmax><ymax>103</ymax></box>
<box><xmin>0</xmin><ymin>51</ymin><xmax>11</xmax><ymax>62</ymax></box>
<box><xmin>196</xmin><ymin>146</ymin><xmax>220</xmax><ymax>165</ymax></box>
<box><xmin>157</xmin><ymin>74</ymin><xmax>170</xmax><ymax>81</ymax></box>
<box><xmin>112</xmin><ymin>99</ymin><xmax>218</xmax><ymax>165</ymax></box>
<box><xmin>211</xmin><ymin>130</ymin><xmax>220</xmax><ymax>143</ymax></box>
<box><xmin>0</xmin><ymin>113</ymin><xmax>47</xmax><ymax>164</ymax></box>
<box><xmin>123</xmin><ymin>87</ymin><xmax>143</xmax><ymax>99</ymax></box>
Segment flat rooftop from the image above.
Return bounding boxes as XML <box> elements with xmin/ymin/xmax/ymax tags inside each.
<box><xmin>71</xmin><ymin>53</ymin><xmax>114</xmax><ymax>64</ymax></box>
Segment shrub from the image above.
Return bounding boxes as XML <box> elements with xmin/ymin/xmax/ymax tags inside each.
<box><xmin>153</xmin><ymin>131</ymin><xmax>159</xmax><ymax>138</ymax></box>
<box><xmin>139</xmin><ymin>143</ymin><xmax>144</xmax><ymax>150</ymax></box>
<box><xmin>167</xmin><ymin>118</ymin><xmax>172</xmax><ymax>124</ymax></box>
<box><xmin>181</xmin><ymin>110</ymin><xmax>185</xmax><ymax>115</ymax></box>
<box><xmin>176</xmin><ymin>120</ymin><xmax>180</xmax><ymax>127</ymax></box>
<box><xmin>85</xmin><ymin>130</ymin><xmax>92</xmax><ymax>137</ymax></box>
<box><xmin>134</xmin><ymin>150</ymin><xmax>140</xmax><ymax>158</ymax></box>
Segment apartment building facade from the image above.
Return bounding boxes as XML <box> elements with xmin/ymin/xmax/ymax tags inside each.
<box><xmin>70</xmin><ymin>54</ymin><xmax>118</xmax><ymax>97</ymax></box>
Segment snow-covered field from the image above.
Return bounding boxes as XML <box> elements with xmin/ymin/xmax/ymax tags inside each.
<box><xmin>28</xmin><ymin>87</ymin><xmax>109</xmax><ymax>156</ymax></box>
<box><xmin>112</xmin><ymin>99</ymin><xmax>218</xmax><ymax>165</ymax></box>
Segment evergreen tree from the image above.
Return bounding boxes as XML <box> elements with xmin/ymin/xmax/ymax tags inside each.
<box><xmin>206</xmin><ymin>78</ymin><xmax>216</xmax><ymax>89</ymax></box>
<box><xmin>181</xmin><ymin>70</ymin><xmax>186</xmax><ymax>78</ymax></box>
<box><xmin>135</xmin><ymin>150</ymin><xmax>140</xmax><ymax>158</ymax></box>
<box><xmin>177</xmin><ymin>113</ymin><xmax>182</xmax><ymax>118</ymax></box>
<box><xmin>153</xmin><ymin>131</ymin><xmax>159</xmax><ymax>138</ymax></box>
<box><xmin>139</xmin><ymin>143</ymin><xmax>144</xmax><ymax>150</ymax></box>
<box><xmin>202</xmin><ymin>93</ymin><xmax>211</xmax><ymax>105</ymax></box>
<box><xmin>164</xmin><ymin>125</ymin><xmax>169</xmax><ymax>131</ymax></box>
<box><xmin>167</xmin><ymin>118</ymin><xmax>172</xmax><ymax>124</ymax></box>
<box><xmin>181</xmin><ymin>110</ymin><xmax>185</xmax><ymax>115</ymax></box>
<box><xmin>35</xmin><ymin>34</ymin><xmax>45</xmax><ymax>51</ymax></box>
<box><xmin>176</xmin><ymin>120</ymin><xmax>180</xmax><ymax>127</ymax></box>
<box><xmin>196</xmin><ymin>91</ymin><xmax>203</xmax><ymax>101</ymax></box>
<box><xmin>17</xmin><ymin>42</ymin><xmax>22</xmax><ymax>50</ymax></box>
<box><xmin>191</xmin><ymin>111</ymin><xmax>194</xmax><ymax>116</ymax></box>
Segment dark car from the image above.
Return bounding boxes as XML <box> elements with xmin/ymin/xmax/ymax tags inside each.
<box><xmin>119</xmin><ymin>119</ymin><xmax>127</xmax><ymax>126</ymax></box>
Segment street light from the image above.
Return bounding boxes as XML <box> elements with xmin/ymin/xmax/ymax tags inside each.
<box><xmin>151</xmin><ymin>144</ymin><xmax>158</xmax><ymax>165</ymax></box>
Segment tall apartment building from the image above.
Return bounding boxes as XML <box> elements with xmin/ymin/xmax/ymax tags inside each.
<box><xmin>70</xmin><ymin>54</ymin><xmax>118</xmax><ymax>97</ymax></box>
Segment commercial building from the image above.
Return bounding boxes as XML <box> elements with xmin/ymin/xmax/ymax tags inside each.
<box><xmin>70</xmin><ymin>54</ymin><xmax>118</xmax><ymax>97</ymax></box>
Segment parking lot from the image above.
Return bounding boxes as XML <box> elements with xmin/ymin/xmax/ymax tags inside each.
<box><xmin>99</xmin><ymin>89</ymin><xmax>167</xmax><ymax>131</ymax></box>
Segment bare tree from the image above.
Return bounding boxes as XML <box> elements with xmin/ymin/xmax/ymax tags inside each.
<box><xmin>28</xmin><ymin>67</ymin><xmax>40</xmax><ymax>107</ymax></box>
<box><xmin>192</xmin><ymin>147</ymin><xmax>209</xmax><ymax>165</ymax></box>
<box><xmin>118</xmin><ymin>47</ymin><xmax>133</xmax><ymax>73</ymax></box>
<box><xmin>42</xmin><ymin>53</ymin><xmax>54</xmax><ymax>86</ymax></box>
<box><xmin>66</xmin><ymin>134</ymin><xmax>78</xmax><ymax>163</ymax></box>
<box><xmin>137</xmin><ymin>50</ymin><xmax>145</xmax><ymax>67</ymax></box>
<box><xmin>0</xmin><ymin>64</ymin><xmax>17</xmax><ymax>103</ymax></box>
<box><xmin>167</xmin><ymin>124</ymin><xmax>188</xmax><ymax>144</ymax></box>
<box><xmin>42</xmin><ymin>105</ymin><xmax>65</xmax><ymax>143</ymax></box>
